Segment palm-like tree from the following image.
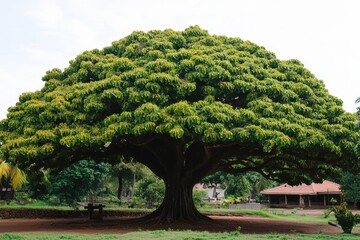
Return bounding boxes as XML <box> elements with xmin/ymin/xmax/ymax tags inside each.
<box><xmin>0</xmin><ymin>160</ymin><xmax>26</xmax><ymax>189</ymax></box>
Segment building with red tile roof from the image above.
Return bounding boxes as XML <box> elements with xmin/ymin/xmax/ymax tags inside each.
<box><xmin>260</xmin><ymin>180</ymin><xmax>341</xmax><ymax>208</ymax></box>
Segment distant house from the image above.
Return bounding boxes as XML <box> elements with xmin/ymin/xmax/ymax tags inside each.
<box><xmin>260</xmin><ymin>180</ymin><xmax>341</xmax><ymax>208</ymax></box>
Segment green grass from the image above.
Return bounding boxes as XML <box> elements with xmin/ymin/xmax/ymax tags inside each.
<box><xmin>0</xmin><ymin>231</ymin><xmax>359</xmax><ymax>240</ymax></box>
<box><xmin>0</xmin><ymin>201</ymin><xmax>339</xmax><ymax>224</ymax></box>
<box><xmin>198</xmin><ymin>208</ymin><xmax>337</xmax><ymax>224</ymax></box>
<box><xmin>199</xmin><ymin>207</ymin><xmax>274</xmax><ymax>218</ymax></box>
<box><xmin>0</xmin><ymin>200</ymin><xmax>73</xmax><ymax>210</ymax></box>
<box><xmin>0</xmin><ymin>201</ymin><xmax>356</xmax><ymax>227</ymax></box>
<box><xmin>0</xmin><ymin>200</ymin><xmax>154</xmax><ymax>212</ymax></box>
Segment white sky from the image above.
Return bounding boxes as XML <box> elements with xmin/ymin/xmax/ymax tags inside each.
<box><xmin>1</xmin><ymin>0</ymin><xmax>359</xmax><ymax>120</ymax></box>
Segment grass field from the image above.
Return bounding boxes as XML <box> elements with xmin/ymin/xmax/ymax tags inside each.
<box><xmin>0</xmin><ymin>200</ymin><xmax>73</xmax><ymax>210</ymax></box>
<box><xmin>0</xmin><ymin>201</ymin><xmax>349</xmax><ymax>225</ymax></box>
<box><xmin>199</xmin><ymin>207</ymin><xmax>338</xmax><ymax>224</ymax></box>
<box><xmin>0</xmin><ymin>231</ymin><xmax>359</xmax><ymax>240</ymax></box>
<box><xmin>1</xmin><ymin>202</ymin><xmax>359</xmax><ymax>236</ymax></box>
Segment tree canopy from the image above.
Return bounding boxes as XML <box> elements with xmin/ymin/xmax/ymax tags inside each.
<box><xmin>0</xmin><ymin>26</ymin><xmax>357</xmax><ymax>221</ymax></box>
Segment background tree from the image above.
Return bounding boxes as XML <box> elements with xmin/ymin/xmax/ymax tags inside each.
<box><xmin>133</xmin><ymin>169</ymin><xmax>165</xmax><ymax>208</ymax></box>
<box><xmin>334</xmin><ymin>97</ymin><xmax>360</xmax><ymax>208</ymax></box>
<box><xmin>221</xmin><ymin>173</ymin><xmax>251</xmax><ymax>200</ymax></box>
<box><xmin>339</xmin><ymin>172</ymin><xmax>360</xmax><ymax>208</ymax></box>
<box><xmin>202</xmin><ymin>171</ymin><xmax>276</xmax><ymax>201</ymax></box>
<box><xmin>0</xmin><ymin>26</ymin><xmax>356</xmax><ymax>222</ymax></box>
<box><xmin>329</xmin><ymin>101</ymin><xmax>360</xmax><ymax>209</ymax></box>
<box><xmin>24</xmin><ymin>168</ymin><xmax>50</xmax><ymax>199</ymax></box>
<box><xmin>201</xmin><ymin>171</ymin><xmax>223</xmax><ymax>198</ymax></box>
<box><xmin>111</xmin><ymin>159</ymin><xmax>146</xmax><ymax>200</ymax></box>
<box><xmin>244</xmin><ymin>172</ymin><xmax>278</xmax><ymax>201</ymax></box>
<box><xmin>202</xmin><ymin>172</ymin><xmax>251</xmax><ymax>200</ymax></box>
<box><xmin>49</xmin><ymin>160</ymin><xmax>111</xmax><ymax>206</ymax></box>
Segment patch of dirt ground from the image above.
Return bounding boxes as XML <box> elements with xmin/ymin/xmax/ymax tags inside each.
<box><xmin>0</xmin><ymin>215</ymin><xmax>346</xmax><ymax>235</ymax></box>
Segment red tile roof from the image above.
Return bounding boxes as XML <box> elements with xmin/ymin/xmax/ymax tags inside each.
<box><xmin>260</xmin><ymin>180</ymin><xmax>341</xmax><ymax>195</ymax></box>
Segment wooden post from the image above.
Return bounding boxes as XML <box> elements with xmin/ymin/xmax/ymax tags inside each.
<box><xmin>285</xmin><ymin>195</ymin><xmax>288</xmax><ymax>205</ymax></box>
<box><xmin>268</xmin><ymin>195</ymin><xmax>271</xmax><ymax>205</ymax></box>
<box><xmin>308</xmin><ymin>196</ymin><xmax>311</xmax><ymax>208</ymax></box>
<box><xmin>324</xmin><ymin>195</ymin><xmax>326</xmax><ymax>206</ymax></box>
<box><xmin>299</xmin><ymin>195</ymin><xmax>304</xmax><ymax>207</ymax></box>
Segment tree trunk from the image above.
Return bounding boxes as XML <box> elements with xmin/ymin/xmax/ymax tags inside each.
<box><xmin>131</xmin><ymin>173</ymin><xmax>135</xmax><ymax>197</ymax></box>
<box><xmin>117</xmin><ymin>172</ymin><xmax>122</xmax><ymax>200</ymax></box>
<box><xmin>130</xmin><ymin>139</ymin><xmax>214</xmax><ymax>223</ymax></box>
<box><xmin>141</xmin><ymin>179</ymin><xmax>210</xmax><ymax>223</ymax></box>
<box><xmin>211</xmin><ymin>184</ymin><xmax>217</xmax><ymax>199</ymax></box>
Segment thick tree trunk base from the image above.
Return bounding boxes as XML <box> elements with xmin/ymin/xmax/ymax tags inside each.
<box><xmin>138</xmin><ymin>205</ymin><xmax>211</xmax><ymax>223</ymax></box>
<box><xmin>137</xmin><ymin>181</ymin><xmax>212</xmax><ymax>223</ymax></box>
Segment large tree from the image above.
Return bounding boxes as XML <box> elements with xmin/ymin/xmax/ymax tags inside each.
<box><xmin>0</xmin><ymin>26</ymin><xmax>357</xmax><ymax>222</ymax></box>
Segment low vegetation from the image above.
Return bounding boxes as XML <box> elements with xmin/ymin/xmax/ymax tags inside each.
<box><xmin>328</xmin><ymin>202</ymin><xmax>360</xmax><ymax>234</ymax></box>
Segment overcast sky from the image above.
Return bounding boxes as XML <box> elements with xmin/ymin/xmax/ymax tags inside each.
<box><xmin>1</xmin><ymin>0</ymin><xmax>359</xmax><ymax>120</ymax></box>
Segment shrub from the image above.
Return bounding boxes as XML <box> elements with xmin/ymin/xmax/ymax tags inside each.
<box><xmin>220</xmin><ymin>196</ymin><xmax>243</xmax><ymax>208</ymax></box>
<box><xmin>193</xmin><ymin>190</ymin><xmax>208</xmax><ymax>208</ymax></box>
<box><xmin>134</xmin><ymin>175</ymin><xmax>165</xmax><ymax>208</ymax></box>
<box><xmin>330</xmin><ymin>202</ymin><xmax>360</xmax><ymax>234</ymax></box>
<box><xmin>14</xmin><ymin>191</ymin><xmax>32</xmax><ymax>204</ymax></box>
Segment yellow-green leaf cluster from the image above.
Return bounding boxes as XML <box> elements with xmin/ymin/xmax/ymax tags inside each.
<box><xmin>0</xmin><ymin>26</ymin><xmax>356</xmax><ymax>173</ymax></box>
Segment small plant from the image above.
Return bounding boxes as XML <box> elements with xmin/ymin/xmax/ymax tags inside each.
<box><xmin>14</xmin><ymin>191</ymin><xmax>32</xmax><ymax>204</ymax></box>
<box><xmin>268</xmin><ymin>209</ymin><xmax>286</xmax><ymax>216</ymax></box>
<box><xmin>235</xmin><ymin>225</ymin><xmax>242</xmax><ymax>233</ymax></box>
<box><xmin>290</xmin><ymin>208</ymin><xmax>298</xmax><ymax>215</ymax></box>
<box><xmin>330</xmin><ymin>197</ymin><xmax>338</xmax><ymax>205</ymax></box>
<box><xmin>329</xmin><ymin>201</ymin><xmax>360</xmax><ymax>234</ymax></box>
<box><xmin>323</xmin><ymin>208</ymin><xmax>332</xmax><ymax>218</ymax></box>
<box><xmin>221</xmin><ymin>198</ymin><xmax>229</xmax><ymax>208</ymax></box>
<box><xmin>192</xmin><ymin>190</ymin><xmax>208</xmax><ymax>208</ymax></box>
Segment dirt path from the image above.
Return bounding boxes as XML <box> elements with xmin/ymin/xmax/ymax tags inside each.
<box><xmin>0</xmin><ymin>215</ymin><xmax>343</xmax><ymax>235</ymax></box>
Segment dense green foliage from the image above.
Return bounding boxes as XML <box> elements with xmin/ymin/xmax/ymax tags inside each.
<box><xmin>206</xmin><ymin>172</ymin><xmax>251</xmax><ymax>199</ymax></box>
<box><xmin>133</xmin><ymin>171</ymin><xmax>165</xmax><ymax>208</ymax></box>
<box><xmin>23</xmin><ymin>168</ymin><xmax>50</xmax><ymax>199</ymax></box>
<box><xmin>339</xmin><ymin>172</ymin><xmax>360</xmax><ymax>207</ymax></box>
<box><xmin>49</xmin><ymin>160</ymin><xmax>111</xmax><ymax>205</ymax></box>
<box><xmin>0</xmin><ymin>26</ymin><xmax>357</xmax><ymax>221</ymax></box>
<box><xmin>0</xmin><ymin>26</ymin><xmax>355</xmax><ymax>182</ymax></box>
<box><xmin>111</xmin><ymin>160</ymin><xmax>147</xmax><ymax>199</ymax></box>
<box><xmin>223</xmin><ymin>174</ymin><xmax>251</xmax><ymax>199</ymax></box>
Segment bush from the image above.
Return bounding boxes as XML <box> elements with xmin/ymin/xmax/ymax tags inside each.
<box><xmin>330</xmin><ymin>202</ymin><xmax>360</xmax><ymax>234</ymax></box>
<box><xmin>220</xmin><ymin>196</ymin><xmax>243</xmax><ymax>208</ymax></box>
<box><xmin>193</xmin><ymin>190</ymin><xmax>208</xmax><ymax>208</ymax></box>
<box><xmin>134</xmin><ymin>175</ymin><xmax>165</xmax><ymax>208</ymax></box>
<box><xmin>14</xmin><ymin>191</ymin><xmax>33</xmax><ymax>204</ymax></box>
